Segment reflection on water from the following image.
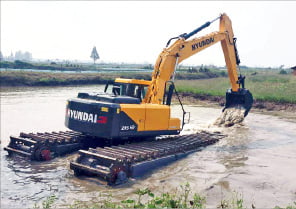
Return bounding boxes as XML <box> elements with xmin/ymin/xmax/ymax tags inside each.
<box><xmin>1</xmin><ymin>86</ymin><xmax>296</xmax><ymax>208</ymax></box>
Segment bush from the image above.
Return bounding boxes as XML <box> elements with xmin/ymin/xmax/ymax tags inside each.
<box><xmin>14</xmin><ymin>60</ymin><xmax>33</xmax><ymax>68</ymax></box>
<box><xmin>0</xmin><ymin>61</ymin><xmax>13</xmax><ymax>68</ymax></box>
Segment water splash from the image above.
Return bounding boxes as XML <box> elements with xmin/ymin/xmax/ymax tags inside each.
<box><xmin>214</xmin><ymin>107</ymin><xmax>246</xmax><ymax>127</ymax></box>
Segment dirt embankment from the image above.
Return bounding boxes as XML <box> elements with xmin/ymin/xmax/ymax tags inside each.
<box><xmin>0</xmin><ymin>71</ymin><xmax>152</xmax><ymax>87</ymax></box>
<box><xmin>178</xmin><ymin>92</ymin><xmax>296</xmax><ymax>112</ymax></box>
<box><xmin>0</xmin><ymin>71</ymin><xmax>223</xmax><ymax>87</ymax></box>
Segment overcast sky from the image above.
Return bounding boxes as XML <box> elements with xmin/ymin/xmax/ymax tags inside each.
<box><xmin>1</xmin><ymin>1</ymin><xmax>295</xmax><ymax>67</ymax></box>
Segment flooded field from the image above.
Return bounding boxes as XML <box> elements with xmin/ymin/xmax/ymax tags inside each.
<box><xmin>1</xmin><ymin>85</ymin><xmax>296</xmax><ymax>208</ymax></box>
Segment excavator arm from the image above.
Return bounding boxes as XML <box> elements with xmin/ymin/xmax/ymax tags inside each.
<box><xmin>144</xmin><ymin>13</ymin><xmax>253</xmax><ymax>116</ymax></box>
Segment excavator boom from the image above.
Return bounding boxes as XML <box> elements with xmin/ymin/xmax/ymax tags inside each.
<box><xmin>144</xmin><ymin>13</ymin><xmax>253</xmax><ymax>116</ymax></box>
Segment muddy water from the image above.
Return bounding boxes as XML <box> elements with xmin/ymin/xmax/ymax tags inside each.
<box><xmin>1</xmin><ymin>85</ymin><xmax>295</xmax><ymax>208</ymax></box>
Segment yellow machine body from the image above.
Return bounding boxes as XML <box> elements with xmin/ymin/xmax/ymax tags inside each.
<box><xmin>66</xmin><ymin>13</ymin><xmax>253</xmax><ymax>139</ymax></box>
<box><xmin>120</xmin><ymin>104</ymin><xmax>180</xmax><ymax>132</ymax></box>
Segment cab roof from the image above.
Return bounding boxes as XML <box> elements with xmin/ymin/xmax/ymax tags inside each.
<box><xmin>115</xmin><ymin>78</ymin><xmax>151</xmax><ymax>86</ymax></box>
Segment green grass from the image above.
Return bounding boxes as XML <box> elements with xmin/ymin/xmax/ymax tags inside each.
<box><xmin>33</xmin><ymin>183</ymin><xmax>296</xmax><ymax>209</ymax></box>
<box><xmin>33</xmin><ymin>183</ymin><xmax>206</xmax><ymax>209</ymax></box>
<box><xmin>0</xmin><ymin>71</ymin><xmax>151</xmax><ymax>86</ymax></box>
<box><xmin>0</xmin><ymin>70</ymin><xmax>220</xmax><ymax>87</ymax></box>
<box><xmin>175</xmin><ymin>74</ymin><xmax>296</xmax><ymax>104</ymax></box>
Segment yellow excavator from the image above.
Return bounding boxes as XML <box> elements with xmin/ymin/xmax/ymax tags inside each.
<box><xmin>5</xmin><ymin>13</ymin><xmax>253</xmax><ymax>184</ymax></box>
<box><xmin>65</xmin><ymin>13</ymin><xmax>253</xmax><ymax>140</ymax></box>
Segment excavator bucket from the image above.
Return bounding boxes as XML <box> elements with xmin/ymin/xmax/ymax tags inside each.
<box><xmin>224</xmin><ymin>88</ymin><xmax>253</xmax><ymax>117</ymax></box>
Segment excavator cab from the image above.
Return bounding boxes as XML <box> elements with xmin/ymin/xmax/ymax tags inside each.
<box><xmin>104</xmin><ymin>78</ymin><xmax>150</xmax><ymax>102</ymax></box>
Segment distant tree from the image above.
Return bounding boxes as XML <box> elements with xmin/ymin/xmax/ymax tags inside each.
<box><xmin>199</xmin><ymin>65</ymin><xmax>209</xmax><ymax>72</ymax></box>
<box><xmin>240</xmin><ymin>65</ymin><xmax>249</xmax><ymax>69</ymax></box>
<box><xmin>0</xmin><ymin>51</ymin><xmax>3</xmax><ymax>61</ymax></box>
<box><xmin>14</xmin><ymin>60</ymin><xmax>33</xmax><ymax>68</ymax></box>
<box><xmin>90</xmin><ymin>46</ymin><xmax>99</xmax><ymax>64</ymax></box>
<box><xmin>143</xmin><ymin>64</ymin><xmax>153</xmax><ymax>69</ymax></box>
<box><xmin>188</xmin><ymin>66</ymin><xmax>198</xmax><ymax>73</ymax></box>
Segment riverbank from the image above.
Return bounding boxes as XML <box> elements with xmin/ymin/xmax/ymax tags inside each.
<box><xmin>174</xmin><ymin>92</ymin><xmax>296</xmax><ymax>121</ymax></box>
<box><xmin>0</xmin><ymin>60</ymin><xmax>153</xmax><ymax>72</ymax></box>
<box><xmin>177</xmin><ymin>92</ymin><xmax>296</xmax><ymax>112</ymax></box>
<box><xmin>0</xmin><ymin>71</ymin><xmax>150</xmax><ymax>86</ymax></box>
<box><xmin>1</xmin><ymin>71</ymin><xmax>295</xmax><ymax>113</ymax></box>
<box><xmin>0</xmin><ymin>70</ymin><xmax>223</xmax><ymax>86</ymax></box>
<box><xmin>175</xmin><ymin>75</ymin><xmax>296</xmax><ymax>104</ymax></box>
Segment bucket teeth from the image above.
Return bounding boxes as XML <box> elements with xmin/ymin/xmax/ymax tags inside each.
<box><xmin>224</xmin><ymin>88</ymin><xmax>253</xmax><ymax>116</ymax></box>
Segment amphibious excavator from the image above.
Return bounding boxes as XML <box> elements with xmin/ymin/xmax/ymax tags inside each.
<box><xmin>5</xmin><ymin>13</ymin><xmax>253</xmax><ymax>185</ymax></box>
